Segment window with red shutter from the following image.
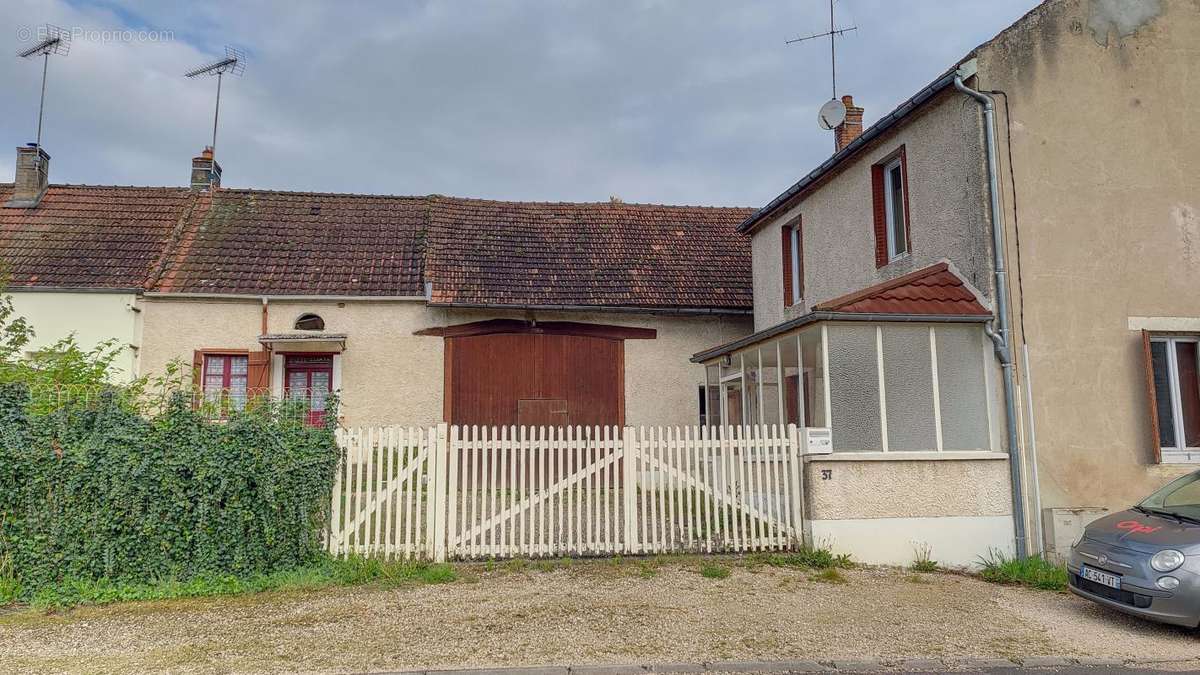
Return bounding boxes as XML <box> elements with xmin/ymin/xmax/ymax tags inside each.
<box><xmin>781</xmin><ymin>224</ymin><xmax>793</xmax><ymax>307</ymax></box>
<box><xmin>872</xmin><ymin>145</ymin><xmax>911</xmax><ymax>267</ymax></box>
<box><xmin>781</xmin><ymin>217</ymin><xmax>803</xmax><ymax>308</ymax></box>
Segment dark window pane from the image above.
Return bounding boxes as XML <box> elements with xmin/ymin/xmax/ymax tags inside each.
<box><xmin>1176</xmin><ymin>342</ymin><xmax>1200</xmax><ymax>447</ymax></box>
<box><xmin>1151</xmin><ymin>341</ymin><xmax>1177</xmax><ymax>447</ymax></box>
<box><xmin>888</xmin><ymin>165</ymin><xmax>907</xmax><ymax>255</ymax></box>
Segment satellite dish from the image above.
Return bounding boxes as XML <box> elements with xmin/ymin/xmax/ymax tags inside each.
<box><xmin>818</xmin><ymin>98</ymin><xmax>846</xmax><ymax>130</ymax></box>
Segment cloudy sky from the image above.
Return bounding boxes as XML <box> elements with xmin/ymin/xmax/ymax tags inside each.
<box><xmin>1</xmin><ymin>0</ymin><xmax>1033</xmax><ymax>206</ymax></box>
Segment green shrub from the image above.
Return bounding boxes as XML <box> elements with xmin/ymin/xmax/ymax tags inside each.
<box><xmin>699</xmin><ymin>562</ymin><xmax>730</xmax><ymax>579</ymax></box>
<box><xmin>978</xmin><ymin>550</ymin><xmax>1067</xmax><ymax>591</ymax></box>
<box><xmin>0</xmin><ymin>383</ymin><xmax>341</xmax><ymax>600</ymax></box>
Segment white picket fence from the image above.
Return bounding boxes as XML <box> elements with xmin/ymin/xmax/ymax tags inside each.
<box><xmin>327</xmin><ymin>424</ymin><xmax>807</xmax><ymax>561</ymax></box>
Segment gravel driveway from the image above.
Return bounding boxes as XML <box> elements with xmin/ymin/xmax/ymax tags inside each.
<box><xmin>1</xmin><ymin>557</ymin><xmax>1197</xmax><ymax>674</ymax></box>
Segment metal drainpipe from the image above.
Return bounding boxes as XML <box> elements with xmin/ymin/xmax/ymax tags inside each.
<box><xmin>955</xmin><ymin>68</ymin><xmax>1028</xmax><ymax>559</ymax></box>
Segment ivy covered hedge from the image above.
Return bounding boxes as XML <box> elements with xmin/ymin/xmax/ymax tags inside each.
<box><xmin>0</xmin><ymin>385</ymin><xmax>341</xmax><ymax>597</ymax></box>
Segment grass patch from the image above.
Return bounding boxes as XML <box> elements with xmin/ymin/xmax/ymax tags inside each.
<box><xmin>978</xmin><ymin>550</ymin><xmax>1067</xmax><ymax>591</ymax></box>
<box><xmin>750</xmin><ymin>545</ymin><xmax>853</xmax><ymax>570</ymax></box>
<box><xmin>11</xmin><ymin>555</ymin><xmax>457</xmax><ymax>610</ymax></box>
<box><xmin>699</xmin><ymin>563</ymin><xmax>731</xmax><ymax>580</ymax></box>
<box><xmin>637</xmin><ymin>560</ymin><xmax>659</xmax><ymax>578</ymax></box>
<box><xmin>809</xmin><ymin>568</ymin><xmax>847</xmax><ymax>584</ymax></box>
<box><xmin>0</xmin><ymin>555</ymin><xmax>20</xmax><ymax>605</ymax></box>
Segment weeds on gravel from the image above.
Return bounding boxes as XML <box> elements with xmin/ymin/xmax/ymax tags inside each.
<box><xmin>809</xmin><ymin>568</ymin><xmax>847</xmax><ymax>584</ymax></box>
<box><xmin>699</xmin><ymin>563</ymin><xmax>731</xmax><ymax>579</ymax></box>
<box><xmin>20</xmin><ymin>555</ymin><xmax>457</xmax><ymax>610</ymax></box>
<box><xmin>910</xmin><ymin>542</ymin><xmax>939</xmax><ymax>573</ymax></box>
<box><xmin>978</xmin><ymin>550</ymin><xmax>1067</xmax><ymax>591</ymax></box>
<box><xmin>750</xmin><ymin>545</ymin><xmax>853</xmax><ymax>570</ymax></box>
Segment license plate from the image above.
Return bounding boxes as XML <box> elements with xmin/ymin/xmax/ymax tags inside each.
<box><xmin>1080</xmin><ymin>564</ymin><xmax>1121</xmax><ymax>590</ymax></box>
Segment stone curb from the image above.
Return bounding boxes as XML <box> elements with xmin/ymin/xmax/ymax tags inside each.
<box><xmin>372</xmin><ymin>653</ymin><xmax>1173</xmax><ymax>675</ymax></box>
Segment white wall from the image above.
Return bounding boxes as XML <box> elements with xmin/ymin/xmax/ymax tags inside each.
<box><xmin>8</xmin><ymin>291</ymin><xmax>141</xmax><ymax>381</ymax></box>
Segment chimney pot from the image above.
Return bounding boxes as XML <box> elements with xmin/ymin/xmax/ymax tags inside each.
<box><xmin>191</xmin><ymin>147</ymin><xmax>222</xmax><ymax>191</ymax></box>
<box><xmin>4</xmin><ymin>144</ymin><xmax>50</xmax><ymax>208</ymax></box>
<box><xmin>834</xmin><ymin>95</ymin><xmax>865</xmax><ymax>152</ymax></box>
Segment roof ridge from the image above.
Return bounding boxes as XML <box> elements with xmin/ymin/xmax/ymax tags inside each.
<box><xmin>433</xmin><ymin>194</ymin><xmax>757</xmax><ymax>210</ymax></box>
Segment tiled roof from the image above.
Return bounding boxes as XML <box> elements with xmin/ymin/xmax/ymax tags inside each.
<box><xmin>0</xmin><ymin>184</ymin><xmax>194</xmax><ymax>289</ymax></box>
<box><xmin>813</xmin><ymin>262</ymin><xmax>990</xmax><ymax>315</ymax></box>
<box><xmin>425</xmin><ymin>197</ymin><xmax>754</xmax><ymax>312</ymax></box>
<box><xmin>154</xmin><ymin>189</ymin><xmax>428</xmax><ymax>296</ymax></box>
<box><xmin>0</xmin><ymin>185</ymin><xmax>753</xmax><ymax>312</ymax></box>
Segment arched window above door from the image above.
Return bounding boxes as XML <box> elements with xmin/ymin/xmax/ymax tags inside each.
<box><xmin>295</xmin><ymin>313</ymin><xmax>325</xmax><ymax>331</ymax></box>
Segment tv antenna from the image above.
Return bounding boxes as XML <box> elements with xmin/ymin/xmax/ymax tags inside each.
<box><xmin>786</xmin><ymin>0</ymin><xmax>857</xmax><ymax>130</ymax></box>
<box><xmin>184</xmin><ymin>46</ymin><xmax>246</xmax><ymax>161</ymax></box>
<box><xmin>17</xmin><ymin>24</ymin><xmax>71</xmax><ymax>166</ymax></box>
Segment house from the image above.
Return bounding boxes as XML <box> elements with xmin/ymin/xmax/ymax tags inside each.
<box><xmin>0</xmin><ymin>146</ymin><xmax>182</xmax><ymax>380</ymax></box>
<box><xmin>1</xmin><ymin>148</ymin><xmax>753</xmax><ymax>429</ymax></box>
<box><xmin>694</xmin><ymin>0</ymin><xmax>1200</xmax><ymax>561</ymax></box>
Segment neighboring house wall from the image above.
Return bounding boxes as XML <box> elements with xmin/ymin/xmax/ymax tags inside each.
<box><xmin>750</xmin><ymin>89</ymin><xmax>993</xmax><ymax>332</ymax></box>
<box><xmin>9</xmin><ymin>290</ymin><xmax>141</xmax><ymax>381</ymax></box>
<box><xmin>976</xmin><ymin>0</ymin><xmax>1200</xmax><ymax>515</ymax></box>
<box><xmin>140</xmin><ymin>296</ymin><xmax>751</xmax><ymax>428</ymax></box>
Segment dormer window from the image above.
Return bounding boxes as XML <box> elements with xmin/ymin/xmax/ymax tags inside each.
<box><xmin>295</xmin><ymin>313</ymin><xmax>325</xmax><ymax>331</ymax></box>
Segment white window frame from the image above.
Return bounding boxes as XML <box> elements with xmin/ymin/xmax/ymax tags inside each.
<box><xmin>789</xmin><ymin>226</ymin><xmax>802</xmax><ymax>304</ymax></box>
<box><xmin>1153</xmin><ymin>335</ymin><xmax>1200</xmax><ymax>460</ymax></box>
<box><xmin>883</xmin><ymin>157</ymin><xmax>908</xmax><ymax>260</ymax></box>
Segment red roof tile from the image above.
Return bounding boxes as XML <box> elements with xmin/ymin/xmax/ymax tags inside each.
<box><xmin>154</xmin><ymin>189</ymin><xmax>428</xmax><ymax>296</ymax></box>
<box><xmin>0</xmin><ymin>185</ymin><xmax>194</xmax><ymax>289</ymax></box>
<box><xmin>813</xmin><ymin>262</ymin><xmax>989</xmax><ymax>315</ymax></box>
<box><xmin>424</xmin><ymin>197</ymin><xmax>754</xmax><ymax>312</ymax></box>
<box><xmin>0</xmin><ymin>185</ymin><xmax>753</xmax><ymax>311</ymax></box>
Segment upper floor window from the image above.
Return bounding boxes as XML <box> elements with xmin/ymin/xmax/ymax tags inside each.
<box><xmin>872</xmin><ymin>146</ymin><xmax>910</xmax><ymax>267</ymax></box>
<box><xmin>781</xmin><ymin>217</ymin><xmax>803</xmax><ymax>307</ymax></box>
<box><xmin>884</xmin><ymin>158</ymin><xmax>908</xmax><ymax>259</ymax></box>
<box><xmin>1148</xmin><ymin>334</ymin><xmax>1200</xmax><ymax>459</ymax></box>
<box><xmin>295</xmin><ymin>313</ymin><xmax>325</xmax><ymax>331</ymax></box>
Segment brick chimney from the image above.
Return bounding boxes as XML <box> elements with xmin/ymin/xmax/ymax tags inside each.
<box><xmin>5</xmin><ymin>144</ymin><xmax>50</xmax><ymax>208</ymax></box>
<box><xmin>190</xmin><ymin>146</ymin><xmax>221</xmax><ymax>191</ymax></box>
<box><xmin>834</xmin><ymin>95</ymin><xmax>864</xmax><ymax>152</ymax></box>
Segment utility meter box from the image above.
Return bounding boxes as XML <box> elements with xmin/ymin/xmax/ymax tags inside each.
<box><xmin>802</xmin><ymin>427</ymin><xmax>832</xmax><ymax>455</ymax></box>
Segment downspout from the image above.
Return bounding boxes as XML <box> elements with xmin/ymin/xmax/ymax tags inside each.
<box><xmin>955</xmin><ymin>61</ymin><xmax>1028</xmax><ymax>559</ymax></box>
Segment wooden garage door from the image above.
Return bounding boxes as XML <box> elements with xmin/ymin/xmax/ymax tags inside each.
<box><xmin>446</xmin><ymin>332</ymin><xmax>624</xmax><ymax>428</ymax></box>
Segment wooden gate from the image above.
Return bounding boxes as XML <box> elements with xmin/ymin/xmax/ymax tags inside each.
<box><xmin>328</xmin><ymin>424</ymin><xmax>807</xmax><ymax>561</ymax></box>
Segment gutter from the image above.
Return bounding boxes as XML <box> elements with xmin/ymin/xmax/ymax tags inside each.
<box><xmin>739</xmin><ymin>68</ymin><xmax>960</xmax><ymax>234</ymax></box>
<box><xmin>428</xmin><ymin>301</ymin><xmax>753</xmax><ymax>317</ymax></box>
<box><xmin>690</xmin><ymin>311</ymin><xmax>990</xmax><ymax>364</ymax></box>
<box><xmin>954</xmin><ymin>60</ymin><xmax>1029</xmax><ymax>559</ymax></box>
<box><xmin>143</xmin><ymin>292</ymin><xmax>428</xmax><ymax>302</ymax></box>
<box><xmin>6</xmin><ymin>286</ymin><xmax>143</xmax><ymax>294</ymax></box>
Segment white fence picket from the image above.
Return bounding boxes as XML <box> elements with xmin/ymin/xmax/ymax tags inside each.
<box><xmin>327</xmin><ymin>423</ymin><xmax>805</xmax><ymax>562</ymax></box>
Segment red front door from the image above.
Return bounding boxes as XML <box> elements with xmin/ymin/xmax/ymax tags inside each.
<box><xmin>284</xmin><ymin>355</ymin><xmax>333</xmax><ymax>426</ymax></box>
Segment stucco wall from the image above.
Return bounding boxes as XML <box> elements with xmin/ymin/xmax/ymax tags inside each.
<box><xmin>749</xmin><ymin>89</ymin><xmax>993</xmax><ymax>332</ymax></box>
<box><xmin>10</xmin><ymin>291</ymin><xmax>141</xmax><ymax>381</ymax></box>
<box><xmin>804</xmin><ymin>456</ymin><xmax>1012</xmax><ymax>520</ymax></box>
<box><xmin>975</xmin><ymin>0</ymin><xmax>1200</xmax><ymax>512</ymax></box>
<box><xmin>804</xmin><ymin>456</ymin><xmax>1013</xmax><ymax>567</ymax></box>
<box><xmin>140</xmin><ymin>297</ymin><xmax>445</xmax><ymax>427</ymax></box>
<box><xmin>140</xmin><ymin>297</ymin><xmax>751</xmax><ymax>428</ymax></box>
